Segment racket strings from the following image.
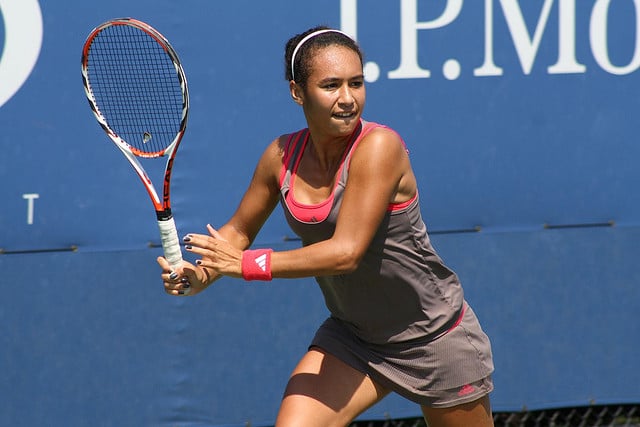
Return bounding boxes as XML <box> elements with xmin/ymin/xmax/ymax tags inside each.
<box><xmin>86</xmin><ymin>24</ymin><xmax>185</xmax><ymax>155</ymax></box>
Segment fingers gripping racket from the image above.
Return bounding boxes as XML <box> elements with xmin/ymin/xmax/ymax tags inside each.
<box><xmin>81</xmin><ymin>18</ymin><xmax>188</xmax><ymax>277</ymax></box>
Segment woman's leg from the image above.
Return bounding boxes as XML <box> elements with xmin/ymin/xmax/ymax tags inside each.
<box><xmin>421</xmin><ymin>395</ymin><xmax>494</xmax><ymax>427</ymax></box>
<box><xmin>275</xmin><ymin>348</ymin><xmax>390</xmax><ymax>427</ymax></box>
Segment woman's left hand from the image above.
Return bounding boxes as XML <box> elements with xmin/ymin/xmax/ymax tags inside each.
<box><xmin>183</xmin><ymin>224</ymin><xmax>244</xmax><ymax>278</ymax></box>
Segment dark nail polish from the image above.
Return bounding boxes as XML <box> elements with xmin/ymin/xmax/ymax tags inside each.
<box><xmin>183</xmin><ymin>236</ymin><xmax>191</xmax><ymax>242</ymax></box>
<box><xmin>169</xmin><ymin>272</ymin><xmax>178</xmax><ymax>280</ymax></box>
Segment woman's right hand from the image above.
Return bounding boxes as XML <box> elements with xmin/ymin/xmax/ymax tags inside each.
<box><xmin>157</xmin><ymin>256</ymin><xmax>214</xmax><ymax>296</ymax></box>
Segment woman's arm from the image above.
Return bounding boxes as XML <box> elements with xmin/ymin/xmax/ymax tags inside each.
<box><xmin>217</xmin><ymin>135</ymin><xmax>285</xmax><ymax>248</ymax></box>
<box><xmin>187</xmin><ymin>127</ymin><xmax>416</xmax><ymax>281</ymax></box>
<box><xmin>160</xmin><ymin>135</ymin><xmax>286</xmax><ymax>292</ymax></box>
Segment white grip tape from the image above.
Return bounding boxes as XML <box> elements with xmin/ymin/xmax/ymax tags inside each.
<box><xmin>158</xmin><ymin>218</ymin><xmax>190</xmax><ymax>296</ymax></box>
<box><xmin>158</xmin><ymin>217</ymin><xmax>183</xmax><ymax>270</ymax></box>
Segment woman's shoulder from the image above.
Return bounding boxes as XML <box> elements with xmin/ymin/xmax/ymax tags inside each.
<box><xmin>258</xmin><ymin>128</ymin><xmax>309</xmax><ymax>177</ymax></box>
<box><xmin>357</xmin><ymin>120</ymin><xmax>405</xmax><ymax>150</ymax></box>
<box><xmin>346</xmin><ymin>120</ymin><xmax>410</xmax><ymax>172</ymax></box>
<box><xmin>274</xmin><ymin>127</ymin><xmax>307</xmax><ymax>150</ymax></box>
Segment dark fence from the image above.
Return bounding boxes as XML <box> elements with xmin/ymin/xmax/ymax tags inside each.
<box><xmin>349</xmin><ymin>405</ymin><xmax>640</xmax><ymax>427</ymax></box>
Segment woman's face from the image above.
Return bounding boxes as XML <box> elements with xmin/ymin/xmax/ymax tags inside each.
<box><xmin>298</xmin><ymin>45</ymin><xmax>365</xmax><ymax>138</ymax></box>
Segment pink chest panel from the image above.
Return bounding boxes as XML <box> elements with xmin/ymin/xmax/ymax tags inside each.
<box><xmin>285</xmin><ymin>189</ymin><xmax>334</xmax><ymax>223</ymax></box>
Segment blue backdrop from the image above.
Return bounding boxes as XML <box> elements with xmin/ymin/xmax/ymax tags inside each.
<box><xmin>1</xmin><ymin>0</ymin><xmax>639</xmax><ymax>425</ymax></box>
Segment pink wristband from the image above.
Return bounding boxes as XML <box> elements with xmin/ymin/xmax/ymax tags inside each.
<box><xmin>241</xmin><ymin>248</ymin><xmax>273</xmax><ymax>281</ymax></box>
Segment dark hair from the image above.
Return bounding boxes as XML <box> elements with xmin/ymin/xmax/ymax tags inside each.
<box><xmin>284</xmin><ymin>25</ymin><xmax>363</xmax><ymax>87</ymax></box>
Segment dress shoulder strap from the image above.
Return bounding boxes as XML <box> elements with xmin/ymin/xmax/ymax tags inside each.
<box><xmin>279</xmin><ymin>128</ymin><xmax>308</xmax><ymax>188</ymax></box>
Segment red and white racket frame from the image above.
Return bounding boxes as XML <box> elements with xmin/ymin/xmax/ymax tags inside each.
<box><xmin>81</xmin><ymin>18</ymin><xmax>190</xmax><ymax>274</ymax></box>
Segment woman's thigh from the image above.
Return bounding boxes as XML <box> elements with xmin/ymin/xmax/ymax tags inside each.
<box><xmin>421</xmin><ymin>395</ymin><xmax>494</xmax><ymax>427</ymax></box>
<box><xmin>275</xmin><ymin>348</ymin><xmax>390</xmax><ymax>427</ymax></box>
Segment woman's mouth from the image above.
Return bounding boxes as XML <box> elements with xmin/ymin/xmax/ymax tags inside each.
<box><xmin>333</xmin><ymin>111</ymin><xmax>357</xmax><ymax>119</ymax></box>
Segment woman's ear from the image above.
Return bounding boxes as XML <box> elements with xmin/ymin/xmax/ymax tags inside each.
<box><xmin>289</xmin><ymin>80</ymin><xmax>303</xmax><ymax>105</ymax></box>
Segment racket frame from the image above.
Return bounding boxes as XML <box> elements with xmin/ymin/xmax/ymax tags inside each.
<box><xmin>81</xmin><ymin>18</ymin><xmax>190</xmax><ymax>274</ymax></box>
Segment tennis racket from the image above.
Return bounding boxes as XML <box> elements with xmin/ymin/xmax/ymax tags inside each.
<box><xmin>81</xmin><ymin>18</ymin><xmax>189</xmax><ymax>282</ymax></box>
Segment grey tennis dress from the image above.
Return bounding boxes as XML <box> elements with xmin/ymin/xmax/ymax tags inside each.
<box><xmin>278</xmin><ymin>120</ymin><xmax>494</xmax><ymax>407</ymax></box>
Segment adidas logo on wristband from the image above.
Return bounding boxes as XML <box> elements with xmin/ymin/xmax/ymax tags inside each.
<box><xmin>254</xmin><ymin>253</ymin><xmax>268</xmax><ymax>272</ymax></box>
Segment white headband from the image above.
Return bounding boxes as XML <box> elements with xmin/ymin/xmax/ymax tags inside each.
<box><xmin>290</xmin><ymin>29</ymin><xmax>351</xmax><ymax>81</ymax></box>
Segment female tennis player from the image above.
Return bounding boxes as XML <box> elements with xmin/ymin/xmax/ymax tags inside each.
<box><xmin>159</xmin><ymin>26</ymin><xmax>495</xmax><ymax>427</ymax></box>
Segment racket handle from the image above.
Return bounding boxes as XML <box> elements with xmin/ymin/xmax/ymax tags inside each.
<box><xmin>157</xmin><ymin>217</ymin><xmax>183</xmax><ymax>270</ymax></box>
<box><xmin>158</xmin><ymin>216</ymin><xmax>191</xmax><ymax>295</ymax></box>
<box><xmin>158</xmin><ymin>217</ymin><xmax>190</xmax><ymax>296</ymax></box>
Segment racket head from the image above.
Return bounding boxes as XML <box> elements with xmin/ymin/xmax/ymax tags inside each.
<box><xmin>81</xmin><ymin>18</ymin><xmax>189</xmax><ymax>159</ymax></box>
